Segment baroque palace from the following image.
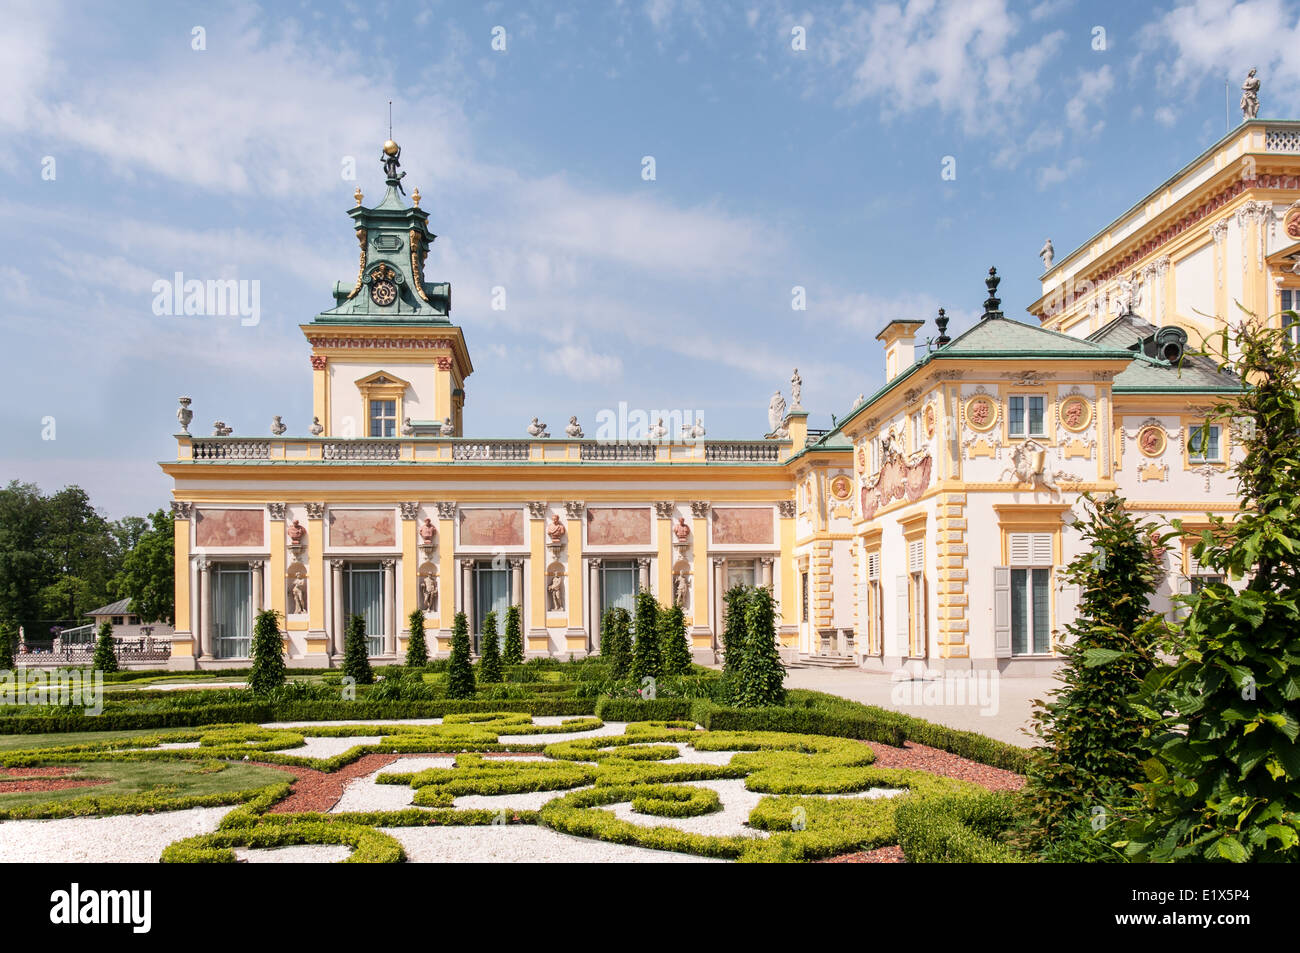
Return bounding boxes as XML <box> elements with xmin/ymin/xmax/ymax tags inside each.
<box><xmin>163</xmin><ymin>118</ymin><xmax>1300</xmax><ymax>673</ymax></box>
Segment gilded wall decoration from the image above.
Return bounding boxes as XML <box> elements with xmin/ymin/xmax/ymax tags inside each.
<box><xmin>1137</xmin><ymin>425</ymin><xmax>1167</xmax><ymax>457</ymax></box>
<box><xmin>585</xmin><ymin>507</ymin><xmax>652</xmax><ymax>547</ymax></box>
<box><xmin>711</xmin><ymin>507</ymin><xmax>774</xmax><ymax>545</ymax></box>
<box><xmin>328</xmin><ymin>509</ymin><xmax>397</xmax><ymax>547</ymax></box>
<box><xmin>1060</xmin><ymin>396</ymin><xmax>1092</xmax><ymax>432</ymax></box>
<box><xmin>964</xmin><ymin>395</ymin><xmax>998</xmax><ymax>432</ymax></box>
<box><xmin>459</xmin><ymin>508</ymin><xmax>525</xmax><ymax>547</ymax></box>
<box><xmin>829</xmin><ymin>475</ymin><xmax>852</xmax><ymax>501</ymax></box>
<box><xmin>860</xmin><ymin>453</ymin><xmax>932</xmax><ymax>521</ymax></box>
<box><xmin>924</xmin><ymin>404</ymin><xmax>936</xmax><ymax>438</ymax></box>
<box><xmin>194</xmin><ymin>508</ymin><xmax>265</xmax><ymax>548</ymax></box>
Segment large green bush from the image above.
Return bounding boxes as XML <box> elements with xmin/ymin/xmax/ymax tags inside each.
<box><xmin>1022</xmin><ymin>493</ymin><xmax>1163</xmax><ymax>847</ymax></box>
<box><xmin>658</xmin><ymin>603</ymin><xmax>692</xmax><ymax>676</ymax></box>
<box><xmin>248</xmin><ymin>609</ymin><xmax>287</xmax><ymax>696</ymax></box>
<box><xmin>91</xmin><ymin>621</ymin><xmax>118</xmax><ymax>674</ymax></box>
<box><xmin>0</xmin><ymin>620</ymin><xmax>16</xmax><ymax>670</ymax></box>
<box><xmin>478</xmin><ymin>611</ymin><xmax>503</xmax><ymax>683</ymax></box>
<box><xmin>630</xmin><ymin>588</ymin><xmax>662</xmax><ymax>683</ymax></box>
<box><xmin>1125</xmin><ymin>318</ymin><xmax>1300</xmax><ymax>863</ymax></box>
<box><xmin>502</xmin><ymin>604</ymin><xmax>524</xmax><ymax>666</ymax></box>
<box><xmin>600</xmin><ymin>607</ymin><xmax>632</xmax><ymax>679</ymax></box>
<box><xmin>446</xmin><ymin>611</ymin><xmax>476</xmax><ymax>699</ymax></box>
<box><xmin>733</xmin><ymin>585</ymin><xmax>785</xmax><ymax>707</ymax></box>
<box><xmin>342</xmin><ymin>614</ymin><xmax>374</xmax><ymax>686</ymax></box>
<box><xmin>405</xmin><ymin>609</ymin><xmax>429</xmax><ymax>667</ymax></box>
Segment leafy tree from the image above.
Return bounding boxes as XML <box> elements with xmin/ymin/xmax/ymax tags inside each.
<box><xmin>0</xmin><ymin>619</ymin><xmax>16</xmax><ymax>671</ymax></box>
<box><xmin>111</xmin><ymin>509</ymin><xmax>175</xmax><ymax>624</ymax></box>
<box><xmin>248</xmin><ymin>609</ymin><xmax>287</xmax><ymax>695</ymax></box>
<box><xmin>405</xmin><ymin>608</ymin><xmax>429</xmax><ymax>667</ymax></box>
<box><xmin>600</xmin><ymin>607</ymin><xmax>632</xmax><ymax>679</ymax></box>
<box><xmin>502</xmin><ymin>604</ymin><xmax>524</xmax><ymax>666</ymax></box>
<box><xmin>478</xmin><ymin>610</ymin><xmax>503</xmax><ymax>683</ymax></box>
<box><xmin>446</xmin><ymin>611</ymin><xmax>476</xmax><ymax>699</ymax></box>
<box><xmin>720</xmin><ymin>584</ymin><xmax>751</xmax><ymax>698</ymax></box>
<box><xmin>630</xmin><ymin>588</ymin><xmax>662</xmax><ymax>683</ymax></box>
<box><xmin>658</xmin><ymin>603</ymin><xmax>692</xmax><ymax>675</ymax></box>
<box><xmin>0</xmin><ymin>481</ymin><xmax>56</xmax><ymax>625</ymax></box>
<box><xmin>733</xmin><ymin>585</ymin><xmax>785</xmax><ymax>707</ymax></box>
<box><xmin>91</xmin><ymin>620</ymin><xmax>118</xmax><ymax>673</ymax></box>
<box><xmin>342</xmin><ymin>613</ymin><xmax>374</xmax><ymax>685</ymax></box>
<box><xmin>1022</xmin><ymin>493</ymin><xmax>1164</xmax><ymax>848</ymax></box>
<box><xmin>1125</xmin><ymin>317</ymin><xmax>1300</xmax><ymax>863</ymax></box>
<box><xmin>39</xmin><ymin>485</ymin><xmax>118</xmax><ymax>620</ymax></box>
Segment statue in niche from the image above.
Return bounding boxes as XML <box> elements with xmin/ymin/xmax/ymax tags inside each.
<box><xmin>673</xmin><ymin>516</ymin><xmax>690</xmax><ymax>544</ymax></box>
<box><xmin>548</xmin><ymin>571</ymin><xmax>565</xmax><ymax>612</ymax></box>
<box><xmin>420</xmin><ymin>573</ymin><xmax>438</xmax><ymax>612</ymax></box>
<box><xmin>673</xmin><ymin>572</ymin><xmax>690</xmax><ymax>607</ymax></box>
<box><xmin>290</xmin><ymin>573</ymin><xmax>307</xmax><ymax>615</ymax></box>
<box><xmin>419</xmin><ymin>518</ymin><xmax>437</xmax><ymax>546</ymax></box>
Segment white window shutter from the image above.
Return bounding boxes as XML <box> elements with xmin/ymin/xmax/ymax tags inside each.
<box><xmin>1031</xmin><ymin>533</ymin><xmax>1053</xmax><ymax>566</ymax></box>
<box><xmin>994</xmin><ymin>566</ymin><xmax>1012</xmax><ymax>658</ymax></box>
<box><xmin>896</xmin><ymin>575</ymin><xmax>909</xmax><ymax>653</ymax></box>
<box><xmin>1009</xmin><ymin>533</ymin><xmax>1031</xmax><ymax>565</ymax></box>
<box><xmin>1056</xmin><ymin>577</ymin><xmax>1079</xmax><ymax>643</ymax></box>
<box><xmin>908</xmin><ymin>539</ymin><xmax>924</xmax><ymax>573</ymax></box>
<box><xmin>868</xmin><ymin>552</ymin><xmax>880</xmax><ymax>580</ymax></box>
<box><xmin>1174</xmin><ymin>576</ymin><xmax>1193</xmax><ymax>622</ymax></box>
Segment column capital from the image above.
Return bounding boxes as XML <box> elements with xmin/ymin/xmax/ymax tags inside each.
<box><xmin>435</xmin><ymin>501</ymin><xmax>457</xmax><ymax>520</ymax></box>
<box><xmin>564</xmin><ymin>501</ymin><xmax>585</xmax><ymax>520</ymax></box>
<box><xmin>636</xmin><ymin>556</ymin><xmax>652</xmax><ymax>569</ymax></box>
<box><xmin>194</xmin><ymin>557</ymin><xmax>211</xmax><ymax>571</ymax></box>
<box><xmin>690</xmin><ymin>501</ymin><xmax>710</xmax><ymax>519</ymax></box>
<box><xmin>381</xmin><ymin>558</ymin><xmax>396</xmax><ymax>569</ymax></box>
<box><xmin>305</xmin><ymin>502</ymin><xmax>326</xmax><ymax>520</ymax></box>
<box><xmin>526</xmin><ymin>501</ymin><xmax>547</xmax><ymax>520</ymax></box>
<box><xmin>509</xmin><ymin>557</ymin><xmax>525</xmax><ymax>569</ymax></box>
<box><xmin>399</xmin><ymin>502</ymin><xmax>420</xmax><ymax>520</ymax></box>
<box><xmin>653</xmin><ymin>501</ymin><xmax>675</xmax><ymax>519</ymax></box>
<box><xmin>248</xmin><ymin>559</ymin><xmax>266</xmax><ymax>570</ymax></box>
<box><xmin>777</xmin><ymin>500</ymin><xmax>796</xmax><ymax>519</ymax></box>
<box><xmin>588</xmin><ymin>556</ymin><xmax>602</xmax><ymax>569</ymax></box>
<box><xmin>171</xmin><ymin>501</ymin><xmax>194</xmax><ymax>520</ymax></box>
<box><xmin>266</xmin><ymin>503</ymin><xmax>286</xmax><ymax>521</ymax></box>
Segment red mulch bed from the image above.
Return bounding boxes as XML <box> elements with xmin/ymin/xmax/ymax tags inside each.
<box><xmin>0</xmin><ymin>778</ymin><xmax>109</xmax><ymax>793</ymax></box>
<box><xmin>0</xmin><ymin>766</ymin><xmax>81</xmax><ymax>778</ymax></box>
<box><xmin>820</xmin><ymin>739</ymin><xmax>1025</xmax><ymax>864</ymax></box>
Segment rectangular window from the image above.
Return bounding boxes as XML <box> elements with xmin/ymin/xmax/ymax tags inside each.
<box><xmin>368</xmin><ymin>399</ymin><xmax>397</xmax><ymax>438</ymax></box>
<box><xmin>1010</xmin><ymin>568</ymin><xmax>1051</xmax><ymax>655</ymax></box>
<box><xmin>1008</xmin><ymin>395</ymin><xmax>1046</xmax><ymax>438</ymax></box>
<box><xmin>1188</xmin><ymin>424</ymin><xmax>1221</xmax><ymax>463</ymax></box>
<box><xmin>1283</xmin><ymin>290</ymin><xmax>1299</xmax><ymax>345</ymax></box>
<box><xmin>726</xmin><ymin>559</ymin><xmax>757</xmax><ymax>590</ymax></box>
<box><xmin>907</xmin><ymin>538</ymin><xmax>926</xmax><ymax>658</ymax></box>
<box><xmin>473</xmin><ymin>560</ymin><xmax>515</xmax><ymax>652</ymax></box>
<box><xmin>865</xmin><ymin>551</ymin><xmax>882</xmax><ymax>656</ymax></box>
<box><xmin>212</xmin><ymin>564</ymin><xmax>253</xmax><ymax>659</ymax></box>
<box><xmin>801</xmin><ymin>571</ymin><xmax>809</xmax><ymax>623</ymax></box>
<box><xmin>343</xmin><ymin>562</ymin><xmax>385</xmax><ymax>655</ymax></box>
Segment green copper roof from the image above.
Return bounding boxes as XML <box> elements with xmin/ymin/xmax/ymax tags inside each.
<box><xmin>940</xmin><ymin>314</ymin><xmax>1128</xmax><ymax>356</ymax></box>
<box><xmin>1086</xmin><ymin>313</ymin><xmax>1244</xmax><ymax>394</ymax></box>
<box><xmin>312</xmin><ymin>164</ymin><xmax>453</xmax><ymax>325</ymax></box>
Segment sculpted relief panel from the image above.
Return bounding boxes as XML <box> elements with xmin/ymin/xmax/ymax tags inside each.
<box><xmin>459</xmin><ymin>507</ymin><xmax>525</xmax><ymax>547</ymax></box>
<box><xmin>711</xmin><ymin>507</ymin><xmax>774</xmax><ymax>545</ymax></box>
<box><xmin>194</xmin><ymin>508</ymin><xmax>265</xmax><ymax>548</ymax></box>
<box><xmin>586</xmin><ymin>507</ymin><xmax>652</xmax><ymax>547</ymax></box>
<box><xmin>328</xmin><ymin>509</ymin><xmax>397</xmax><ymax>548</ymax></box>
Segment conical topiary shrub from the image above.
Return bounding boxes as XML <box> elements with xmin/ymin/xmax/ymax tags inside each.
<box><xmin>658</xmin><ymin>603</ymin><xmax>692</xmax><ymax>675</ymax></box>
<box><xmin>405</xmin><ymin>608</ymin><xmax>429</xmax><ymax>667</ymax></box>
<box><xmin>719</xmin><ymin>585</ymin><xmax>751</xmax><ymax>701</ymax></box>
<box><xmin>502</xmin><ymin>604</ymin><xmax>524</xmax><ymax>666</ymax></box>
<box><xmin>248</xmin><ymin>609</ymin><xmax>287</xmax><ymax>695</ymax></box>
<box><xmin>91</xmin><ymin>621</ymin><xmax>119</xmax><ymax>674</ymax></box>
<box><xmin>342</xmin><ymin>613</ymin><xmax>374</xmax><ymax>685</ymax></box>
<box><xmin>631</xmin><ymin>588</ymin><xmax>662</xmax><ymax>683</ymax></box>
<box><xmin>734</xmin><ymin>585</ymin><xmax>785</xmax><ymax>707</ymax></box>
<box><xmin>600</xmin><ymin>607</ymin><xmax>632</xmax><ymax>680</ymax></box>
<box><xmin>446</xmin><ymin>611</ymin><xmax>476</xmax><ymax>699</ymax></box>
<box><xmin>479</xmin><ymin>610</ymin><xmax>503</xmax><ymax>683</ymax></box>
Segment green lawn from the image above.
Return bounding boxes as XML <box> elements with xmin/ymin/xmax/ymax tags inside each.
<box><xmin>0</xmin><ymin>727</ymin><xmax>163</xmax><ymax>752</ymax></box>
<box><xmin>0</xmin><ymin>759</ymin><xmax>287</xmax><ymax>812</ymax></box>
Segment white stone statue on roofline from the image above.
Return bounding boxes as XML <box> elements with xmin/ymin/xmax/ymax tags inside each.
<box><xmin>527</xmin><ymin>417</ymin><xmax>549</xmax><ymax>438</ymax></box>
<box><xmin>686</xmin><ymin>415</ymin><xmax>706</xmax><ymax>439</ymax></box>
<box><xmin>1241</xmin><ymin>68</ymin><xmax>1260</xmax><ymax>120</ymax></box>
<box><xmin>648</xmin><ymin>417</ymin><xmax>668</xmax><ymax>440</ymax></box>
<box><xmin>790</xmin><ymin>369</ymin><xmax>803</xmax><ymax>409</ymax></box>
<box><xmin>1039</xmin><ymin>238</ymin><xmax>1054</xmax><ymax>270</ymax></box>
<box><xmin>768</xmin><ymin>390</ymin><xmax>787</xmax><ymax>432</ymax></box>
<box><xmin>565</xmin><ymin>416</ymin><xmax>584</xmax><ymax>438</ymax></box>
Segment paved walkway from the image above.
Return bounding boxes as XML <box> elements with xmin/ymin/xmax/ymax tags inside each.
<box><xmin>783</xmin><ymin>667</ymin><xmax>1059</xmax><ymax>747</ymax></box>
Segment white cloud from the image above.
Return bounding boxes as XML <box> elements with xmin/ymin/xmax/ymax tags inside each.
<box><xmin>1065</xmin><ymin>64</ymin><xmax>1114</xmax><ymax>134</ymax></box>
<box><xmin>1037</xmin><ymin>157</ymin><xmax>1085</xmax><ymax>189</ymax></box>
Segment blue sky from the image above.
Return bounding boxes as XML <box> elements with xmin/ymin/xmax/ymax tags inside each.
<box><xmin>2</xmin><ymin>0</ymin><xmax>1297</xmax><ymax>518</ymax></box>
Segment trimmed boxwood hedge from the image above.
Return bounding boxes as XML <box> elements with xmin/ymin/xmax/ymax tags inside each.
<box><xmin>594</xmin><ymin>697</ymin><xmax>695</xmax><ymax>722</ymax></box>
<box><xmin>893</xmin><ymin>791</ymin><xmax>1024</xmax><ymax>863</ymax></box>
<box><xmin>691</xmin><ymin>701</ymin><xmax>907</xmax><ymax>746</ymax></box>
<box><xmin>161</xmin><ymin>821</ymin><xmax>405</xmax><ymax>863</ymax></box>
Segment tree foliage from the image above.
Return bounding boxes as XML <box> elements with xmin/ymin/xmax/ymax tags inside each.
<box><xmin>446</xmin><ymin>611</ymin><xmax>476</xmax><ymax>699</ymax></box>
<box><xmin>0</xmin><ymin>619</ymin><xmax>14</xmax><ymax>671</ymax></box>
<box><xmin>91</xmin><ymin>620</ymin><xmax>118</xmax><ymax>674</ymax></box>
<box><xmin>720</xmin><ymin>585</ymin><xmax>751</xmax><ymax>680</ymax></box>
<box><xmin>478</xmin><ymin>610</ymin><xmax>503</xmax><ymax>683</ymax></box>
<box><xmin>630</xmin><ymin>588</ymin><xmax>662</xmax><ymax>683</ymax></box>
<box><xmin>405</xmin><ymin>608</ymin><xmax>429</xmax><ymax>667</ymax></box>
<box><xmin>1022</xmin><ymin>493</ymin><xmax>1164</xmax><ymax>847</ymax></box>
<box><xmin>502</xmin><ymin>604</ymin><xmax>524</xmax><ymax>665</ymax></box>
<box><xmin>658</xmin><ymin>603</ymin><xmax>692</xmax><ymax>675</ymax></box>
<box><xmin>732</xmin><ymin>585</ymin><xmax>785</xmax><ymax>707</ymax></box>
<box><xmin>1124</xmin><ymin>318</ymin><xmax>1300</xmax><ymax>863</ymax></box>
<box><xmin>111</xmin><ymin>509</ymin><xmax>175</xmax><ymax>625</ymax></box>
<box><xmin>248</xmin><ymin>609</ymin><xmax>287</xmax><ymax>695</ymax></box>
<box><xmin>342</xmin><ymin>613</ymin><xmax>374</xmax><ymax>685</ymax></box>
<box><xmin>600</xmin><ymin>607</ymin><xmax>632</xmax><ymax>679</ymax></box>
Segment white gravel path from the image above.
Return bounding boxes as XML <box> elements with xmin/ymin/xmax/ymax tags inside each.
<box><xmin>0</xmin><ymin>807</ymin><xmax>234</xmax><ymax>863</ymax></box>
<box><xmin>234</xmin><ymin>844</ymin><xmax>353</xmax><ymax>863</ymax></box>
<box><xmin>266</xmin><ymin>736</ymin><xmax>383</xmax><ymax>759</ymax></box>
<box><xmin>330</xmin><ymin>757</ymin><xmax>456</xmax><ymax>813</ymax></box>
<box><xmin>381</xmin><ymin>825</ymin><xmax>727</xmax><ymax>863</ymax></box>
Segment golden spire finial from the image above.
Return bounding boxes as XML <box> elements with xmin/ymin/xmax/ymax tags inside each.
<box><xmin>412</xmin><ymin>187</ymin><xmax>421</xmax><ymax>207</ymax></box>
<box><xmin>353</xmin><ymin>186</ymin><xmax>363</xmax><ymax>206</ymax></box>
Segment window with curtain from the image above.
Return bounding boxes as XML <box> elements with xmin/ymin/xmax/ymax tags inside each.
<box><xmin>473</xmin><ymin>561</ymin><xmax>513</xmax><ymax>651</ymax></box>
<box><xmin>343</xmin><ymin>562</ymin><xmax>385</xmax><ymax>655</ymax></box>
<box><xmin>212</xmin><ymin>564</ymin><xmax>253</xmax><ymax>658</ymax></box>
<box><xmin>726</xmin><ymin>559</ymin><xmax>756</xmax><ymax>589</ymax></box>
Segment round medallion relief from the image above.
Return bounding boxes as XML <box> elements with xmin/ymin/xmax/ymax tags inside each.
<box><xmin>924</xmin><ymin>405</ymin><xmax>936</xmax><ymax>438</ymax></box>
<box><xmin>1137</xmin><ymin>425</ymin><xmax>1167</xmax><ymax>457</ymax></box>
<box><xmin>964</xmin><ymin>395</ymin><xmax>997</xmax><ymax>432</ymax></box>
<box><xmin>830</xmin><ymin>475</ymin><xmax>852</xmax><ymax>501</ymax></box>
<box><xmin>1060</xmin><ymin>396</ymin><xmax>1092</xmax><ymax>432</ymax></box>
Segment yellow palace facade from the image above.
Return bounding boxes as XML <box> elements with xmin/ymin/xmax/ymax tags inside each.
<box><xmin>163</xmin><ymin>123</ymin><xmax>1297</xmax><ymax>672</ymax></box>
